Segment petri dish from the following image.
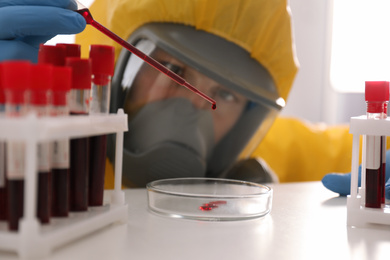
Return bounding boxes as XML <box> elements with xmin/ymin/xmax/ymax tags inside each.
<box><xmin>146</xmin><ymin>178</ymin><xmax>272</xmax><ymax>221</ymax></box>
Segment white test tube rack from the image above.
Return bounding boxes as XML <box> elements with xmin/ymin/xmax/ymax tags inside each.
<box><xmin>0</xmin><ymin>109</ymin><xmax>128</xmax><ymax>259</ymax></box>
<box><xmin>347</xmin><ymin>115</ymin><xmax>390</xmax><ymax>227</ymax></box>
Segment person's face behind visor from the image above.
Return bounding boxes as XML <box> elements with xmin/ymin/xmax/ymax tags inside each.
<box><xmin>123</xmin><ymin>48</ymin><xmax>248</xmax><ymax>144</ymax></box>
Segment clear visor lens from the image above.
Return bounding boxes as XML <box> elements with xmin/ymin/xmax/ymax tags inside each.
<box><xmin>121</xmin><ymin>39</ymin><xmax>249</xmax><ymax>143</ymax></box>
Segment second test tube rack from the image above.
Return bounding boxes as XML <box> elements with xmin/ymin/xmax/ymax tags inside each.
<box><xmin>0</xmin><ymin>109</ymin><xmax>128</xmax><ymax>259</ymax></box>
<box><xmin>347</xmin><ymin>115</ymin><xmax>390</xmax><ymax>227</ymax></box>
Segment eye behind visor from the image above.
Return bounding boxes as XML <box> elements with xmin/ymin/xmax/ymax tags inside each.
<box><xmin>160</xmin><ymin>61</ymin><xmax>184</xmax><ymax>75</ymax></box>
<box><xmin>160</xmin><ymin>61</ymin><xmax>247</xmax><ymax>109</ymax></box>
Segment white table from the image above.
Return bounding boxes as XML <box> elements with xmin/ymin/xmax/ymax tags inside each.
<box><xmin>1</xmin><ymin>181</ymin><xmax>390</xmax><ymax>260</ymax></box>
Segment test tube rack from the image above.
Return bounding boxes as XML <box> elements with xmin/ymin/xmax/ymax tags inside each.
<box><xmin>347</xmin><ymin>115</ymin><xmax>390</xmax><ymax>227</ymax></box>
<box><xmin>0</xmin><ymin>109</ymin><xmax>128</xmax><ymax>259</ymax></box>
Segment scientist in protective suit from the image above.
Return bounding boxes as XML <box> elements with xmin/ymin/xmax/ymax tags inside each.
<box><xmin>1</xmin><ymin>0</ymin><xmax>389</xmax><ymax>196</ymax></box>
<box><xmin>75</xmin><ymin>0</ymin><xmax>298</xmax><ymax>187</ymax></box>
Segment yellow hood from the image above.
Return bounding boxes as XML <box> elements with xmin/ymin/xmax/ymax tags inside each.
<box><xmin>76</xmin><ymin>0</ymin><xmax>298</xmax><ymax>101</ymax></box>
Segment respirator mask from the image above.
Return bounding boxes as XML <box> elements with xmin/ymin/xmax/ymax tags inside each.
<box><xmin>122</xmin><ymin>98</ymin><xmax>214</xmax><ymax>187</ymax></box>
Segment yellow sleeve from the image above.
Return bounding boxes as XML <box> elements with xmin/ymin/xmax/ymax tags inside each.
<box><xmin>104</xmin><ymin>158</ymin><xmax>115</xmax><ymax>190</ymax></box>
<box><xmin>251</xmin><ymin>117</ymin><xmax>356</xmax><ymax>182</ymax></box>
<box><xmin>104</xmin><ymin>157</ymin><xmax>136</xmax><ymax>189</ymax></box>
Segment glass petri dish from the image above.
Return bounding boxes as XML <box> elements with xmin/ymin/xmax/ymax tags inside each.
<box><xmin>146</xmin><ymin>178</ymin><xmax>272</xmax><ymax>221</ymax></box>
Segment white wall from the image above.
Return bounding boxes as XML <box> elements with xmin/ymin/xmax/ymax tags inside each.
<box><xmin>281</xmin><ymin>0</ymin><xmax>366</xmax><ymax>125</ymax></box>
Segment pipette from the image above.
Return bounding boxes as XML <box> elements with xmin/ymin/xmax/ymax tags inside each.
<box><xmin>72</xmin><ymin>1</ymin><xmax>216</xmax><ymax>110</ymax></box>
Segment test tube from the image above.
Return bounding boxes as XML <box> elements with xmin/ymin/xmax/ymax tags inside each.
<box><xmin>30</xmin><ymin>64</ymin><xmax>53</xmax><ymax>223</ymax></box>
<box><xmin>88</xmin><ymin>45</ymin><xmax>115</xmax><ymax>206</ymax></box>
<box><xmin>50</xmin><ymin>67</ymin><xmax>72</xmax><ymax>217</ymax></box>
<box><xmin>365</xmin><ymin>81</ymin><xmax>389</xmax><ymax>208</ymax></box>
<box><xmin>2</xmin><ymin>61</ymin><xmax>30</xmax><ymax>231</ymax></box>
<box><xmin>66</xmin><ymin>58</ymin><xmax>92</xmax><ymax>212</ymax></box>
<box><xmin>38</xmin><ymin>44</ymin><xmax>70</xmax><ymax>217</ymax></box>
<box><xmin>0</xmin><ymin>63</ymin><xmax>7</xmax><ymax>221</ymax></box>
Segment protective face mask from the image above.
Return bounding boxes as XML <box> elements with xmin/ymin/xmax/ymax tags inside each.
<box><xmin>121</xmin><ymin>98</ymin><xmax>215</xmax><ymax>187</ymax></box>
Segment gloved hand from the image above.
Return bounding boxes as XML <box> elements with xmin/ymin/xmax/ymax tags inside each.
<box><xmin>0</xmin><ymin>0</ymin><xmax>86</xmax><ymax>62</ymax></box>
<box><xmin>322</xmin><ymin>149</ymin><xmax>390</xmax><ymax>199</ymax></box>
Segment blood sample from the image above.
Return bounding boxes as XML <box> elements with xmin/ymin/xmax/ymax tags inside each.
<box><xmin>0</xmin><ymin>63</ymin><xmax>7</xmax><ymax>221</ymax></box>
<box><xmin>199</xmin><ymin>204</ymin><xmax>215</xmax><ymax>211</ymax></box>
<box><xmin>88</xmin><ymin>45</ymin><xmax>115</xmax><ymax>206</ymax></box>
<box><xmin>199</xmin><ymin>200</ymin><xmax>227</xmax><ymax>211</ymax></box>
<box><xmin>51</xmin><ymin>67</ymin><xmax>72</xmax><ymax>217</ymax></box>
<box><xmin>66</xmin><ymin>58</ymin><xmax>92</xmax><ymax>212</ymax></box>
<box><xmin>365</xmin><ymin>81</ymin><xmax>389</xmax><ymax>208</ymax></box>
<box><xmin>38</xmin><ymin>44</ymin><xmax>72</xmax><ymax>217</ymax></box>
<box><xmin>2</xmin><ymin>61</ymin><xmax>31</xmax><ymax>231</ymax></box>
<box><xmin>30</xmin><ymin>64</ymin><xmax>53</xmax><ymax>224</ymax></box>
<box><xmin>73</xmin><ymin>1</ymin><xmax>216</xmax><ymax>110</ymax></box>
<box><xmin>38</xmin><ymin>44</ymin><xmax>71</xmax><ymax>217</ymax></box>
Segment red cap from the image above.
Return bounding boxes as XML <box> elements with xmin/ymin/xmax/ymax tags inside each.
<box><xmin>1</xmin><ymin>61</ymin><xmax>31</xmax><ymax>104</ymax></box>
<box><xmin>89</xmin><ymin>44</ymin><xmax>115</xmax><ymax>85</ymax></box>
<box><xmin>365</xmin><ymin>81</ymin><xmax>389</xmax><ymax>113</ymax></box>
<box><xmin>38</xmin><ymin>44</ymin><xmax>66</xmax><ymax>66</ymax></box>
<box><xmin>365</xmin><ymin>81</ymin><xmax>390</xmax><ymax>102</ymax></box>
<box><xmin>30</xmin><ymin>64</ymin><xmax>53</xmax><ymax>105</ymax></box>
<box><xmin>56</xmin><ymin>43</ymin><xmax>81</xmax><ymax>58</ymax></box>
<box><xmin>0</xmin><ymin>63</ymin><xmax>4</xmax><ymax>104</ymax></box>
<box><xmin>52</xmin><ymin>66</ymin><xmax>72</xmax><ymax>106</ymax></box>
<box><xmin>65</xmin><ymin>57</ymin><xmax>92</xmax><ymax>90</ymax></box>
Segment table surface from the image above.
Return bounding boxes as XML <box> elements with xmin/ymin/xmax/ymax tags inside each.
<box><xmin>1</xmin><ymin>181</ymin><xmax>390</xmax><ymax>260</ymax></box>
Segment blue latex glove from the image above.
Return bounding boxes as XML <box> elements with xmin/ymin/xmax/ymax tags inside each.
<box><xmin>0</xmin><ymin>0</ymin><xmax>86</xmax><ymax>62</ymax></box>
<box><xmin>322</xmin><ymin>149</ymin><xmax>390</xmax><ymax>199</ymax></box>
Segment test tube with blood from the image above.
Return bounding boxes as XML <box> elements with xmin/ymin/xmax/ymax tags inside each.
<box><xmin>364</xmin><ymin>81</ymin><xmax>389</xmax><ymax>208</ymax></box>
<box><xmin>66</xmin><ymin>58</ymin><xmax>92</xmax><ymax>212</ymax></box>
<box><xmin>38</xmin><ymin>44</ymin><xmax>71</xmax><ymax>217</ymax></box>
<box><xmin>30</xmin><ymin>64</ymin><xmax>53</xmax><ymax>224</ymax></box>
<box><xmin>2</xmin><ymin>61</ymin><xmax>30</xmax><ymax>231</ymax></box>
<box><xmin>50</xmin><ymin>67</ymin><xmax>72</xmax><ymax>217</ymax></box>
<box><xmin>0</xmin><ymin>63</ymin><xmax>7</xmax><ymax>221</ymax></box>
<box><xmin>88</xmin><ymin>45</ymin><xmax>115</xmax><ymax>206</ymax></box>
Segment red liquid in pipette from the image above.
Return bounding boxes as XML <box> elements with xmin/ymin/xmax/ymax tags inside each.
<box><xmin>76</xmin><ymin>8</ymin><xmax>216</xmax><ymax>110</ymax></box>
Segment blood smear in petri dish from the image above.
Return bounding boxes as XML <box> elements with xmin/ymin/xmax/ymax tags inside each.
<box><xmin>199</xmin><ymin>200</ymin><xmax>227</xmax><ymax>211</ymax></box>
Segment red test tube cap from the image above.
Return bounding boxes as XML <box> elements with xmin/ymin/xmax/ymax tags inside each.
<box><xmin>52</xmin><ymin>66</ymin><xmax>72</xmax><ymax>106</ymax></box>
<box><xmin>365</xmin><ymin>81</ymin><xmax>390</xmax><ymax>102</ymax></box>
<box><xmin>0</xmin><ymin>63</ymin><xmax>4</xmax><ymax>104</ymax></box>
<box><xmin>65</xmin><ymin>57</ymin><xmax>92</xmax><ymax>90</ymax></box>
<box><xmin>38</xmin><ymin>44</ymin><xmax>66</xmax><ymax>66</ymax></box>
<box><xmin>56</xmin><ymin>43</ymin><xmax>81</xmax><ymax>58</ymax></box>
<box><xmin>89</xmin><ymin>44</ymin><xmax>115</xmax><ymax>85</ymax></box>
<box><xmin>1</xmin><ymin>61</ymin><xmax>31</xmax><ymax>104</ymax></box>
<box><xmin>30</xmin><ymin>64</ymin><xmax>53</xmax><ymax>105</ymax></box>
<box><xmin>365</xmin><ymin>81</ymin><xmax>389</xmax><ymax>114</ymax></box>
